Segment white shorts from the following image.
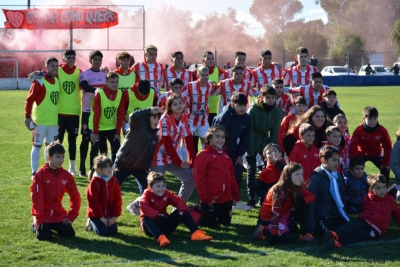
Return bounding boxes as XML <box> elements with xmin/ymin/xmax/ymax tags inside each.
<box><xmin>32</xmin><ymin>125</ymin><xmax>58</xmax><ymax>146</ymax></box>
<box><xmin>190</xmin><ymin>124</ymin><xmax>209</xmax><ymax>138</ymax></box>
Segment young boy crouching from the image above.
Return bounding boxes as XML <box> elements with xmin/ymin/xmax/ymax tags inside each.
<box><xmin>324</xmin><ymin>174</ymin><xmax>400</xmax><ymax>248</ymax></box>
<box><xmin>140</xmin><ymin>172</ymin><xmax>212</xmax><ymax>247</ymax></box>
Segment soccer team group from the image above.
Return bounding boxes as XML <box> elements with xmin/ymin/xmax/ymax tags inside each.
<box><xmin>25</xmin><ymin>44</ymin><xmax>400</xmax><ymax>249</ymax></box>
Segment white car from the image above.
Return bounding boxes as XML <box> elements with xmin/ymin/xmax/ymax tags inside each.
<box><xmin>320</xmin><ymin>66</ymin><xmax>355</xmax><ymax>76</ymax></box>
<box><xmin>358</xmin><ymin>65</ymin><xmax>393</xmax><ymax>76</ymax></box>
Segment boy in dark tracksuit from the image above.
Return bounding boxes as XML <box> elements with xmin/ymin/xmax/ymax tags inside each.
<box><xmin>307</xmin><ymin>146</ymin><xmax>350</xmax><ymax>236</ymax></box>
<box><xmin>343</xmin><ymin>156</ymin><xmax>368</xmax><ymax>214</ymax></box>
<box><xmin>324</xmin><ymin>174</ymin><xmax>400</xmax><ymax>248</ymax></box>
<box><xmin>213</xmin><ymin>92</ymin><xmax>252</xmax><ymax>210</ymax></box>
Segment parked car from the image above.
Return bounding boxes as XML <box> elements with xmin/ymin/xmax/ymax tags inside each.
<box><xmin>320</xmin><ymin>66</ymin><xmax>355</xmax><ymax>76</ymax></box>
<box><xmin>358</xmin><ymin>65</ymin><xmax>393</xmax><ymax>76</ymax></box>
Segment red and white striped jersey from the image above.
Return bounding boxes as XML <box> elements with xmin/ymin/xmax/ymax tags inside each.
<box><xmin>157</xmin><ymin>91</ymin><xmax>189</xmax><ymax>114</ymax></box>
<box><xmin>226</xmin><ymin>67</ymin><xmax>253</xmax><ymax>82</ymax></box>
<box><xmin>276</xmin><ymin>93</ymin><xmax>291</xmax><ymax>116</ymax></box>
<box><xmin>289</xmin><ymin>84</ymin><xmax>331</xmax><ymax>108</ymax></box>
<box><xmin>152</xmin><ymin>113</ymin><xmax>192</xmax><ymax>166</ymax></box>
<box><xmin>131</xmin><ymin>61</ymin><xmax>165</xmax><ymax>96</ymax></box>
<box><xmin>282</xmin><ymin>65</ymin><xmax>318</xmax><ymax>88</ymax></box>
<box><xmin>252</xmin><ymin>64</ymin><xmax>281</xmax><ymax>89</ymax></box>
<box><xmin>163</xmin><ymin>66</ymin><xmax>193</xmax><ymax>91</ymax></box>
<box><xmin>182</xmin><ymin>80</ymin><xmax>217</xmax><ymax>127</ymax></box>
<box><xmin>214</xmin><ymin>78</ymin><xmax>257</xmax><ymax>113</ymax></box>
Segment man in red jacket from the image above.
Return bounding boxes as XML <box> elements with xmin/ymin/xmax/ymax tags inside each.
<box><xmin>31</xmin><ymin>142</ymin><xmax>81</xmax><ymax>240</ymax></box>
<box><xmin>349</xmin><ymin>106</ymin><xmax>392</xmax><ymax>186</ymax></box>
<box><xmin>324</xmin><ymin>174</ymin><xmax>400</xmax><ymax>248</ymax></box>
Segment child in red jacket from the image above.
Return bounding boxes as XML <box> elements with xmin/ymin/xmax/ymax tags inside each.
<box><xmin>324</xmin><ymin>174</ymin><xmax>400</xmax><ymax>248</ymax></box>
<box><xmin>289</xmin><ymin>123</ymin><xmax>321</xmax><ymax>182</ymax></box>
<box><xmin>255</xmin><ymin>143</ymin><xmax>286</xmax><ymax>206</ymax></box>
<box><xmin>194</xmin><ymin>126</ymin><xmax>240</xmax><ymax>228</ymax></box>
<box><xmin>86</xmin><ymin>155</ymin><xmax>122</xmax><ymax>236</ymax></box>
<box><xmin>140</xmin><ymin>172</ymin><xmax>212</xmax><ymax>247</ymax></box>
<box><xmin>349</xmin><ymin>106</ymin><xmax>392</xmax><ymax>185</ymax></box>
<box><xmin>253</xmin><ymin>162</ymin><xmax>315</xmax><ymax>245</ymax></box>
<box><xmin>31</xmin><ymin>142</ymin><xmax>81</xmax><ymax>241</ymax></box>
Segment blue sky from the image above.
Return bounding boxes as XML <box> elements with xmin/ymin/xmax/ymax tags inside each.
<box><xmin>3</xmin><ymin>0</ymin><xmax>328</xmax><ymax>36</ymax></box>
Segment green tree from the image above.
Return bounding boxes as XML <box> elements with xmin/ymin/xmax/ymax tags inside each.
<box><xmin>284</xmin><ymin>29</ymin><xmax>328</xmax><ymax>64</ymax></box>
<box><xmin>392</xmin><ymin>19</ymin><xmax>400</xmax><ymax>55</ymax></box>
<box><xmin>328</xmin><ymin>28</ymin><xmax>366</xmax><ymax>67</ymax></box>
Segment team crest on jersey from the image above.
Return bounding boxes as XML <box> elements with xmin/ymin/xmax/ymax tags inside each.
<box><xmin>278</xmin><ymin>223</ymin><xmax>286</xmax><ymax>230</ymax></box>
<box><xmin>375</xmin><ymin>135</ymin><xmax>381</xmax><ymax>140</ymax></box>
<box><xmin>63</xmin><ymin>81</ymin><xmax>75</xmax><ymax>94</ymax></box>
<box><xmin>370</xmin><ymin>230</ymin><xmax>375</xmax><ymax>237</ymax></box>
<box><xmin>50</xmin><ymin>91</ymin><xmax>59</xmax><ymax>105</ymax></box>
<box><xmin>62</xmin><ymin>180</ymin><xmax>67</xmax><ymax>185</ymax></box>
<box><xmin>46</xmin><ymin>180</ymin><xmax>50</xmax><ymax>184</ymax></box>
<box><xmin>163</xmin><ymin>197</ymin><xmax>167</xmax><ymax>201</ymax></box>
<box><xmin>104</xmin><ymin>107</ymin><xmax>116</xmax><ymax>119</ymax></box>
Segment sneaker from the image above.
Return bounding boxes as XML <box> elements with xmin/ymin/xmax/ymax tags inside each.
<box><xmin>323</xmin><ymin>231</ymin><xmax>342</xmax><ymax>249</ymax></box>
<box><xmin>299</xmin><ymin>233</ymin><xmax>317</xmax><ymax>242</ymax></box>
<box><xmin>233</xmin><ymin>201</ymin><xmax>252</xmax><ymax>211</ymax></box>
<box><xmin>126</xmin><ymin>198</ymin><xmax>140</xmax><ymax>216</ymax></box>
<box><xmin>158</xmin><ymin>234</ymin><xmax>170</xmax><ymax>247</ymax></box>
<box><xmin>31</xmin><ymin>223</ymin><xmax>36</xmax><ymax>233</ymax></box>
<box><xmin>191</xmin><ymin>229</ymin><xmax>213</xmax><ymax>241</ymax></box>
<box><xmin>85</xmin><ymin>218</ymin><xmax>92</xmax><ymax>231</ymax></box>
<box><xmin>252</xmin><ymin>224</ymin><xmax>266</xmax><ymax>241</ymax></box>
<box><xmin>247</xmin><ymin>199</ymin><xmax>256</xmax><ymax>208</ymax></box>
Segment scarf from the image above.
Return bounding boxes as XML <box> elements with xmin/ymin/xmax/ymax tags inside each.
<box><xmin>321</xmin><ymin>165</ymin><xmax>350</xmax><ymax>222</ymax></box>
<box><xmin>362</xmin><ymin>122</ymin><xmax>380</xmax><ymax>133</ymax></box>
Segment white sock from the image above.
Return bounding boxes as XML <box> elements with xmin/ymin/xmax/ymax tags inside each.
<box><xmin>31</xmin><ymin>146</ymin><xmax>40</xmax><ymax>174</ymax></box>
<box><xmin>69</xmin><ymin>160</ymin><xmax>75</xmax><ymax>172</ymax></box>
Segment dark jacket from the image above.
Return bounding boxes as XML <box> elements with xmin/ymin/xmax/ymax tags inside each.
<box><xmin>343</xmin><ymin>170</ymin><xmax>368</xmax><ymax>214</ymax></box>
<box><xmin>307</xmin><ymin>166</ymin><xmax>346</xmax><ymax>222</ymax></box>
<box><xmin>321</xmin><ymin>101</ymin><xmax>345</xmax><ymax>121</ymax></box>
<box><xmin>212</xmin><ymin>104</ymin><xmax>251</xmax><ymax>161</ymax></box>
<box><xmin>115</xmin><ymin>108</ymin><xmax>159</xmax><ymax>171</ymax></box>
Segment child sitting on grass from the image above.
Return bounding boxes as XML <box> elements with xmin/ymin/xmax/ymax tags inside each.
<box><xmin>255</xmin><ymin>143</ymin><xmax>286</xmax><ymax>206</ymax></box>
<box><xmin>343</xmin><ymin>157</ymin><xmax>368</xmax><ymax>215</ymax></box>
<box><xmin>31</xmin><ymin>142</ymin><xmax>81</xmax><ymax>241</ymax></box>
<box><xmin>194</xmin><ymin>126</ymin><xmax>240</xmax><ymax>228</ymax></box>
<box><xmin>140</xmin><ymin>171</ymin><xmax>212</xmax><ymax>247</ymax></box>
<box><xmin>307</xmin><ymin>146</ymin><xmax>349</xmax><ymax>236</ymax></box>
<box><xmin>86</xmin><ymin>155</ymin><xmax>122</xmax><ymax>236</ymax></box>
<box><xmin>324</xmin><ymin>174</ymin><xmax>400</xmax><ymax>249</ymax></box>
<box><xmin>253</xmin><ymin>162</ymin><xmax>315</xmax><ymax>245</ymax></box>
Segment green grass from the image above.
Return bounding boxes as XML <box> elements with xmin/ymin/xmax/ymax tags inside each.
<box><xmin>1</xmin><ymin>87</ymin><xmax>400</xmax><ymax>266</ymax></box>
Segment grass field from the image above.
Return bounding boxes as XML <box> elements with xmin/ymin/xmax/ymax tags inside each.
<box><xmin>1</xmin><ymin>87</ymin><xmax>400</xmax><ymax>266</ymax></box>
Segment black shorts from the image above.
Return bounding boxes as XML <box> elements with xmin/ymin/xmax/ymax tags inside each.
<box><xmin>58</xmin><ymin>115</ymin><xmax>79</xmax><ymax>137</ymax></box>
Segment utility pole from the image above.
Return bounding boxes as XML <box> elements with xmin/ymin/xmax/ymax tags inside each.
<box><xmin>339</xmin><ymin>0</ymin><xmax>348</xmax><ymax>25</ymax></box>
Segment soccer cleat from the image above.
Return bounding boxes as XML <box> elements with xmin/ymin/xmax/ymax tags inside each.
<box><xmin>252</xmin><ymin>224</ymin><xmax>266</xmax><ymax>241</ymax></box>
<box><xmin>126</xmin><ymin>198</ymin><xmax>141</xmax><ymax>216</ymax></box>
<box><xmin>233</xmin><ymin>201</ymin><xmax>252</xmax><ymax>211</ymax></box>
<box><xmin>85</xmin><ymin>218</ymin><xmax>93</xmax><ymax>231</ymax></box>
<box><xmin>191</xmin><ymin>229</ymin><xmax>213</xmax><ymax>241</ymax></box>
<box><xmin>158</xmin><ymin>235</ymin><xmax>170</xmax><ymax>247</ymax></box>
<box><xmin>299</xmin><ymin>233</ymin><xmax>317</xmax><ymax>242</ymax></box>
<box><xmin>323</xmin><ymin>231</ymin><xmax>342</xmax><ymax>249</ymax></box>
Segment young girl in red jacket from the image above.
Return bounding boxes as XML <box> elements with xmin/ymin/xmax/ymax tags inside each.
<box><xmin>253</xmin><ymin>162</ymin><xmax>315</xmax><ymax>245</ymax></box>
<box><xmin>140</xmin><ymin>172</ymin><xmax>212</xmax><ymax>247</ymax></box>
<box><xmin>194</xmin><ymin>126</ymin><xmax>240</xmax><ymax>228</ymax></box>
<box><xmin>324</xmin><ymin>174</ymin><xmax>400</xmax><ymax>248</ymax></box>
<box><xmin>86</xmin><ymin>155</ymin><xmax>122</xmax><ymax>236</ymax></box>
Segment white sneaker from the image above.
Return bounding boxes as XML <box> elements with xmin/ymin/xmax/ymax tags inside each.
<box><xmin>396</xmin><ymin>190</ymin><xmax>400</xmax><ymax>201</ymax></box>
<box><xmin>85</xmin><ymin>218</ymin><xmax>92</xmax><ymax>231</ymax></box>
<box><xmin>126</xmin><ymin>197</ymin><xmax>141</xmax><ymax>216</ymax></box>
<box><xmin>233</xmin><ymin>201</ymin><xmax>252</xmax><ymax>211</ymax></box>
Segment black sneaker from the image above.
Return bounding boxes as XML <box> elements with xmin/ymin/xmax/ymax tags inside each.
<box><xmin>247</xmin><ymin>199</ymin><xmax>256</xmax><ymax>208</ymax></box>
